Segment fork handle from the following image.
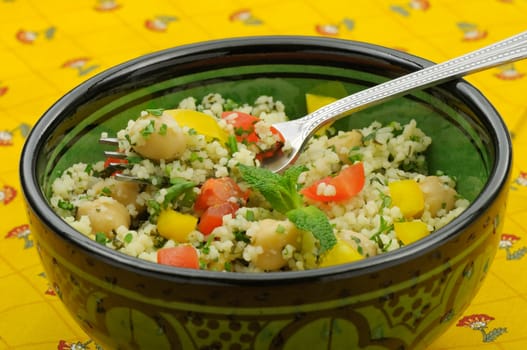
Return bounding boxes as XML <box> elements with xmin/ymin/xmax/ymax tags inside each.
<box><xmin>298</xmin><ymin>30</ymin><xmax>527</xmax><ymax>138</ymax></box>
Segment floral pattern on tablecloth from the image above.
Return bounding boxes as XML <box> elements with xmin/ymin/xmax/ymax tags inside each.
<box><xmin>1</xmin><ymin>0</ymin><xmax>527</xmax><ymax>348</ymax></box>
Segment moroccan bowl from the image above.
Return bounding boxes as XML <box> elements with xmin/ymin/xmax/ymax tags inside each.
<box><xmin>20</xmin><ymin>36</ymin><xmax>511</xmax><ymax>349</ymax></box>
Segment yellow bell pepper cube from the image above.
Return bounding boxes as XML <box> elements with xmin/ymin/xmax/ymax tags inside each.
<box><xmin>157</xmin><ymin>209</ymin><xmax>197</xmax><ymax>243</ymax></box>
<box><xmin>306</xmin><ymin>93</ymin><xmax>337</xmax><ymax>136</ymax></box>
<box><xmin>394</xmin><ymin>221</ymin><xmax>430</xmax><ymax>245</ymax></box>
<box><xmin>164</xmin><ymin>109</ymin><xmax>228</xmax><ymax>144</ymax></box>
<box><xmin>388</xmin><ymin>179</ymin><xmax>425</xmax><ymax>218</ymax></box>
<box><xmin>319</xmin><ymin>239</ymin><xmax>363</xmax><ymax>268</ymax></box>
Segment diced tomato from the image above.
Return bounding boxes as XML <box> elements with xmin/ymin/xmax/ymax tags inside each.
<box><xmin>222</xmin><ymin>111</ymin><xmax>284</xmax><ymax>159</ymax></box>
<box><xmin>301</xmin><ymin>162</ymin><xmax>365</xmax><ymax>202</ymax></box>
<box><xmin>103</xmin><ymin>156</ymin><xmax>128</xmax><ymax>176</ymax></box>
<box><xmin>222</xmin><ymin>111</ymin><xmax>260</xmax><ymax>143</ymax></box>
<box><xmin>198</xmin><ymin>202</ymin><xmax>238</xmax><ymax>235</ymax></box>
<box><xmin>103</xmin><ymin>156</ymin><xmax>128</xmax><ymax>168</ymax></box>
<box><xmin>157</xmin><ymin>246</ymin><xmax>199</xmax><ymax>269</ymax></box>
<box><xmin>194</xmin><ymin>177</ymin><xmax>247</xmax><ymax>212</ymax></box>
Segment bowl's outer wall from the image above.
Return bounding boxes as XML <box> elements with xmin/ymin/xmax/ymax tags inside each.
<box><xmin>29</xmin><ymin>184</ymin><xmax>507</xmax><ymax>349</ymax></box>
<box><xmin>21</xmin><ymin>36</ymin><xmax>512</xmax><ymax>349</ymax></box>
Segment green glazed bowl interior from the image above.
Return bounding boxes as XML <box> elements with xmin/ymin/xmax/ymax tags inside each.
<box><xmin>20</xmin><ymin>36</ymin><xmax>512</xmax><ymax>349</ymax></box>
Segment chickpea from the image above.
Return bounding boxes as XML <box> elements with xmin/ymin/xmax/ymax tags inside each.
<box><xmin>76</xmin><ymin>197</ymin><xmax>131</xmax><ymax>237</ymax></box>
<box><xmin>419</xmin><ymin>176</ymin><xmax>457</xmax><ymax>217</ymax></box>
<box><xmin>131</xmin><ymin>113</ymin><xmax>187</xmax><ymax>161</ymax></box>
<box><xmin>327</xmin><ymin>130</ymin><xmax>362</xmax><ymax>163</ymax></box>
<box><xmin>91</xmin><ymin>178</ymin><xmax>142</xmax><ymax>210</ymax></box>
<box><xmin>339</xmin><ymin>230</ymin><xmax>378</xmax><ymax>257</ymax></box>
<box><xmin>247</xmin><ymin>219</ymin><xmax>300</xmax><ymax>271</ymax></box>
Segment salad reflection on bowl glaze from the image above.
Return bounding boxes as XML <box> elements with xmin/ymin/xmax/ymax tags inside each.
<box><xmin>20</xmin><ymin>36</ymin><xmax>511</xmax><ymax>349</ymax></box>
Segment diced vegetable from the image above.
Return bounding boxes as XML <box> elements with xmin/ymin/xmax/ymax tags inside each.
<box><xmin>301</xmin><ymin>162</ymin><xmax>365</xmax><ymax>202</ymax></box>
<box><xmin>157</xmin><ymin>209</ymin><xmax>198</xmax><ymax>242</ymax></box>
<box><xmin>157</xmin><ymin>245</ymin><xmax>199</xmax><ymax>269</ymax></box>
<box><xmin>194</xmin><ymin>177</ymin><xmax>247</xmax><ymax>213</ymax></box>
<box><xmin>198</xmin><ymin>202</ymin><xmax>238</xmax><ymax>235</ymax></box>
<box><xmin>388</xmin><ymin>179</ymin><xmax>425</xmax><ymax>217</ymax></box>
<box><xmin>164</xmin><ymin>109</ymin><xmax>228</xmax><ymax>143</ymax></box>
<box><xmin>221</xmin><ymin>111</ymin><xmax>283</xmax><ymax>159</ymax></box>
<box><xmin>319</xmin><ymin>239</ymin><xmax>363</xmax><ymax>267</ymax></box>
<box><xmin>103</xmin><ymin>156</ymin><xmax>128</xmax><ymax>168</ymax></box>
<box><xmin>222</xmin><ymin>111</ymin><xmax>260</xmax><ymax>143</ymax></box>
<box><xmin>394</xmin><ymin>221</ymin><xmax>430</xmax><ymax>245</ymax></box>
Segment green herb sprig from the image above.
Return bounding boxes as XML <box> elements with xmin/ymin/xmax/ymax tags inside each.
<box><xmin>238</xmin><ymin>164</ymin><xmax>336</xmax><ymax>253</ymax></box>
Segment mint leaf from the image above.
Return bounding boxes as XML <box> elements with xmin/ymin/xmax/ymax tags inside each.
<box><xmin>286</xmin><ymin>206</ymin><xmax>336</xmax><ymax>253</ymax></box>
<box><xmin>238</xmin><ymin>164</ymin><xmax>337</xmax><ymax>253</ymax></box>
<box><xmin>238</xmin><ymin>164</ymin><xmax>306</xmax><ymax>214</ymax></box>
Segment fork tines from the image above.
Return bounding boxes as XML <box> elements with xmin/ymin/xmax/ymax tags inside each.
<box><xmin>99</xmin><ymin>137</ymin><xmax>119</xmax><ymax>146</ymax></box>
<box><xmin>104</xmin><ymin>150</ymin><xmax>127</xmax><ymax>159</ymax></box>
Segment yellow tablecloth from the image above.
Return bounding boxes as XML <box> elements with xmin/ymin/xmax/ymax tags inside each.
<box><xmin>1</xmin><ymin>1</ymin><xmax>526</xmax><ymax>349</ymax></box>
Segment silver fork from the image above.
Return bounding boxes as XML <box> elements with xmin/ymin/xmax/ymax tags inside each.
<box><xmin>100</xmin><ymin>30</ymin><xmax>527</xmax><ymax>180</ymax></box>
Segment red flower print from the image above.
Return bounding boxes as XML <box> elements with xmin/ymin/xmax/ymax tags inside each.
<box><xmin>315</xmin><ymin>18</ymin><xmax>354</xmax><ymax>36</ymax></box>
<box><xmin>0</xmin><ymin>185</ymin><xmax>16</xmax><ymax>205</ymax></box>
<box><xmin>458</xmin><ymin>23</ymin><xmax>487</xmax><ymax>41</ymax></box>
<box><xmin>94</xmin><ymin>0</ymin><xmax>121</xmax><ymax>11</ymax></box>
<box><xmin>0</xmin><ymin>85</ymin><xmax>7</xmax><ymax>96</ymax></box>
<box><xmin>499</xmin><ymin>233</ymin><xmax>527</xmax><ymax>260</ymax></box>
<box><xmin>62</xmin><ymin>58</ymin><xmax>99</xmax><ymax>76</ymax></box>
<box><xmin>5</xmin><ymin>224</ymin><xmax>30</xmax><ymax>239</ymax></box>
<box><xmin>16</xmin><ymin>27</ymin><xmax>55</xmax><ymax>44</ymax></box>
<box><xmin>229</xmin><ymin>9</ymin><xmax>262</xmax><ymax>25</ymax></box>
<box><xmin>16</xmin><ymin>30</ymin><xmax>37</xmax><ymax>44</ymax></box>
<box><xmin>494</xmin><ymin>63</ymin><xmax>524</xmax><ymax>80</ymax></box>
<box><xmin>5</xmin><ymin>224</ymin><xmax>33</xmax><ymax>249</ymax></box>
<box><xmin>515</xmin><ymin>171</ymin><xmax>527</xmax><ymax>186</ymax></box>
<box><xmin>457</xmin><ymin>314</ymin><xmax>507</xmax><ymax>342</ymax></box>
<box><xmin>0</xmin><ymin>130</ymin><xmax>13</xmax><ymax>145</ymax></box>
<box><xmin>409</xmin><ymin>0</ymin><xmax>430</xmax><ymax>10</ymax></box>
<box><xmin>57</xmin><ymin>339</ymin><xmax>96</xmax><ymax>350</ymax></box>
<box><xmin>457</xmin><ymin>314</ymin><xmax>494</xmax><ymax>329</ymax></box>
<box><xmin>145</xmin><ymin>16</ymin><xmax>177</xmax><ymax>32</ymax></box>
<box><xmin>316</xmin><ymin>24</ymin><xmax>339</xmax><ymax>36</ymax></box>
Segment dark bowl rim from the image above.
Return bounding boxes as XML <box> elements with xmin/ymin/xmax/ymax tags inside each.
<box><xmin>20</xmin><ymin>35</ymin><xmax>512</xmax><ymax>284</ymax></box>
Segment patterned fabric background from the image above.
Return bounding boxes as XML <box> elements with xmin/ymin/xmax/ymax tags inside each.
<box><xmin>1</xmin><ymin>0</ymin><xmax>526</xmax><ymax>349</ymax></box>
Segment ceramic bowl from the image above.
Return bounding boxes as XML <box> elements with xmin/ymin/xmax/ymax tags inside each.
<box><xmin>20</xmin><ymin>36</ymin><xmax>512</xmax><ymax>349</ymax></box>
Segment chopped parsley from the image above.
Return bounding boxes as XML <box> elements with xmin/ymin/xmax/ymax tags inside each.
<box><xmin>95</xmin><ymin>232</ymin><xmax>108</xmax><ymax>244</ymax></box>
<box><xmin>145</xmin><ymin>108</ymin><xmax>164</xmax><ymax>116</ymax></box>
<box><xmin>234</xmin><ymin>231</ymin><xmax>251</xmax><ymax>244</ymax></box>
<box><xmin>126</xmin><ymin>155</ymin><xmax>143</xmax><ymax>164</ymax></box>
<box><xmin>245</xmin><ymin>210</ymin><xmax>255</xmax><ymax>222</ymax></box>
<box><xmin>141</xmin><ymin>120</ymin><xmax>156</xmax><ymax>137</ymax></box>
<box><xmin>101</xmin><ymin>187</ymin><xmax>112</xmax><ymax>196</ymax></box>
<box><xmin>158</xmin><ymin>123</ymin><xmax>168</xmax><ymax>135</ymax></box>
<box><xmin>124</xmin><ymin>233</ymin><xmax>133</xmax><ymax>244</ymax></box>
<box><xmin>370</xmin><ymin>216</ymin><xmax>394</xmax><ymax>252</ymax></box>
<box><xmin>226</xmin><ymin>135</ymin><xmax>238</xmax><ymax>154</ymax></box>
<box><xmin>57</xmin><ymin>199</ymin><xmax>75</xmax><ymax>211</ymax></box>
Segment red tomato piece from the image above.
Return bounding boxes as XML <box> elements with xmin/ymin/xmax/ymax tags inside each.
<box><xmin>157</xmin><ymin>246</ymin><xmax>199</xmax><ymax>269</ymax></box>
<box><xmin>197</xmin><ymin>202</ymin><xmax>238</xmax><ymax>235</ymax></box>
<box><xmin>301</xmin><ymin>162</ymin><xmax>365</xmax><ymax>202</ymax></box>
<box><xmin>222</xmin><ymin>112</ymin><xmax>284</xmax><ymax>159</ymax></box>
<box><xmin>103</xmin><ymin>156</ymin><xmax>128</xmax><ymax>168</ymax></box>
<box><xmin>194</xmin><ymin>177</ymin><xmax>247</xmax><ymax>212</ymax></box>
<box><xmin>221</xmin><ymin>111</ymin><xmax>260</xmax><ymax>143</ymax></box>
